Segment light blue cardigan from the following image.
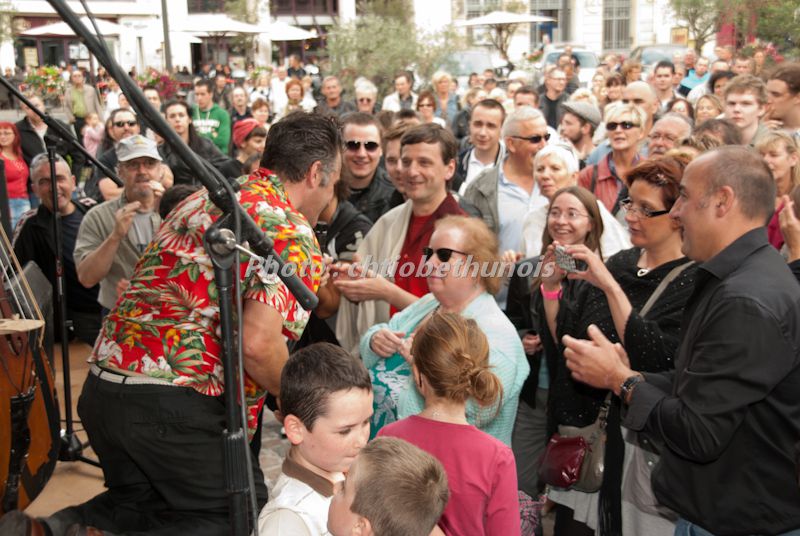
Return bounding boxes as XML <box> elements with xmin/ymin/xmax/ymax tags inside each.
<box><xmin>360</xmin><ymin>292</ymin><xmax>530</xmax><ymax>446</ymax></box>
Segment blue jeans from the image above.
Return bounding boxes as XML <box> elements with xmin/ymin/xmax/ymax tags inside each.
<box><xmin>8</xmin><ymin>197</ymin><xmax>31</xmax><ymax>230</ymax></box>
<box><xmin>675</xmin><ymin>519</ymin><xmax>800</xmax><ymax>536</ymax></box>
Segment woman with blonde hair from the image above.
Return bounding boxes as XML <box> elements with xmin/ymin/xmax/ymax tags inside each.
<box><xmin>694</xmin><ymin>94</ymin><xmax>723</xmax><ymax>125</ymax></box>
<box><xmin>431</xmin><ymin>71</ymin><xmax>460</xmax><ymax>126</ymax></box>
<box><xmin>378</xmin><ymin>313</ymin><xmax>521</xmax><ymax>535</ymax></box>
<box><xmin>578</xmin><ymin>102</ymin><xmax>647</xmax><ymax>214</ymax></box>
<box><xmin>756</xmin><ymin>131</ymin><xmax>800</xmax><ymax>251</ymax></box>
<box><xmin>361</xmin><ymin>215</ymin><xmax>528</xmax><ymax>445</ymax></box>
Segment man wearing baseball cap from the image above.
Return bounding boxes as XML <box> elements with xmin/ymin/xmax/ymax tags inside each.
<box><xmin>75</xmin><ymin>134</ymin><xmax>170</xmax><ymax>313</ymax></box>
<box><xmin>559</xmin><ymin>100</ymin><xmax>601</xmax><ymax>167</ymax></box>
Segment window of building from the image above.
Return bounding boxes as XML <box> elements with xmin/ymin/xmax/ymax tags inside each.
<box><xmin>603</xmin><ymin>0</ymin><xmax>631</xmax><ymax>50</ymax></box>
<box><xmin>465</xmin><ymin>0</ymin><xmax>501</xmax><ymax>19</ymax></box>
<box><xmin>529</xmin><ymin>0</ymin><xmax>563</xmax><ymax>48</ymax></box>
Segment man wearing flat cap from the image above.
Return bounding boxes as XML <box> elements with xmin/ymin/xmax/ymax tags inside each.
<box><xmin>559</xmin><ymin>100</ymin><xmax>601</xmax><ymax>167</ymax></box>
<box><xmin>75</xmin><ymin>134</ymin><xmax>169</xmax><ymax>313</ymax></box>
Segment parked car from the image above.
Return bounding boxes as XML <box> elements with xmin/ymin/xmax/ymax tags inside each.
<box><xmin>629</xmin><ymin>44</ymin><xmax>689</xmax><ymax>76</ymax></box>
<box><xmin>535</xmin><ymin>43</ymin><xmax>600</xmax><ymax>89</ymax></box>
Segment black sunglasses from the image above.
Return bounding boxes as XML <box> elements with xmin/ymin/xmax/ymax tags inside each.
<box><xmin>606</xmin><ymin>121</ymin><xmax>639</xmax><ymax>131</ymax></box>
<box><xmin>114</xmin><ymin>120</ymin><xmax>138</xmax><ymax>128</ymax></box>
<box><xmin>513</xmin><ymin>133</ymin><xmax>551</xmax><ymax>144</ymax></box>
<box><xmin>345</xmin><ymin>140</ymin><xmax>380</xmax><ymax>152</ymax></box>
<box><xmin>422</xmin><ymin>247</ymin><xmax>469</xmax><ymax>263</ymax></box>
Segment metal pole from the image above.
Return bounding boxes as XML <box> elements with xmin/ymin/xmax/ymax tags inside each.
<box><xmin>161</xmin><ymin>0</ymin><xmax>173</xmax><ymax>72</ymax></box>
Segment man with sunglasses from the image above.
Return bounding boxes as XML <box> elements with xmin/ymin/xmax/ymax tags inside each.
<box><xmin>334</xmin><ymin>124</ymin><xmax>466</xmax><ymax>353</ymax></box>
<box><xmin>463</xmin><ymin>106</ymin><xmax>550</xmax><ymax>306</ymax></box>
<box><xmin>84</xmin><ymin>108</ymin><xmax>142</xmax><ymax>202</ymax></box>
<box><xmin>341</xmin><ymin>113</ymin><xmax>395</xmax><ymax>224</ymax></box>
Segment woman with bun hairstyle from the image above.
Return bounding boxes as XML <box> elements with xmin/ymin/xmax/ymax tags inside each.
<box><xmin>378</xmin><ymin>312</ymin><xmax>521</xmax><ymax>536</ymax></box>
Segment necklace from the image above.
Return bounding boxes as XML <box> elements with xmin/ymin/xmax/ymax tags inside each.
<box><xmin>637</xmin><ymin>267</ymin><xmax>650</xmax><ymax>277</ymax></box>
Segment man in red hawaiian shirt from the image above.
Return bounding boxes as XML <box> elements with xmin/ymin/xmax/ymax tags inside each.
<box><xmin>38</xmin><ymin>112</ymin><xmax>342</xmax><ymax>535</ymax></box>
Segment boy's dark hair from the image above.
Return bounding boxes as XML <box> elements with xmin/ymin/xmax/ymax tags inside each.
<box><xmin>280</xmin><ymin>342</ymin><xmax>371</xmax><ymax>430</ymax></box>
<box><xmin>655</xmin><ymin>60</ymin><xmax>675</xmax><ymax>74</ymax></box>
<box><xmin>473</xmin><ymin>98</ymin><xmax>507</xmax><ymax>122</ymax></box>
<box><xmin>351</xmin><ymin>437</ymin><xmax>449</xmax><ymax>536</ymax></box>
<box><xmin>194</xmin><ymin>79</ymin><xmax>214</xmax><ymax>93</ymax></box>
<box><xmin>159</xmin><ymin>184</ymin><xmax>201</xmax><ymax>220</ymax></box>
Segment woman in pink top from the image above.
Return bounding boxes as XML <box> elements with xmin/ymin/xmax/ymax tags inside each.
<box><xmin>0</xmin><ymin>121</ymin><xmax>30</xmax><ymax>229</ymax></box>
<box><xmin>378</xmin><ymin>313</ymin><xmax>521</xmax><ymax>536</ymax></box>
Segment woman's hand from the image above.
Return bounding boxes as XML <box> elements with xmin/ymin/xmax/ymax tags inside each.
<box><xmin>564</xmin><ymin>244</ymin><xmax>617</xmax><ymax>292</ymax></box>
<box><xmin>369</xmin><ymin>328</ymin><xmax>406</xmax><ymax>358</ymax></box>
<box><xmin>540</xmin><ymin>243</ymin><xmax>567</xmax><ymax>291</ymax></box>
<box><xmin>521</xmin><ymin>332</ymin><xmax>542</xmax><ymax>354</ymax></box>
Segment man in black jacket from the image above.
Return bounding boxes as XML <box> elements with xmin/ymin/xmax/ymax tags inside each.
<box><xmin>13</xmin><ymin>153</ymin><xmax>101</xmax><ymax>346</ymax></box>
<box><xmin>563</xmin><ymin>147</ymin><xmax>800</xmax><ymax>535</ymax></box>
<box><xmin>341</xmin><ymin>112</ymin><xmax>395</xmax><ymax>223</ymax></box>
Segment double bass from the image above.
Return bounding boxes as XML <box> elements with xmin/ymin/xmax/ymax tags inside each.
<box><xmin>0</xmin><ymin>224</ymin><xmax>59</xmax><ymax>514</ymax></box>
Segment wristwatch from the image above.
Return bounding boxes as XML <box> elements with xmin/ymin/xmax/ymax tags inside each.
<box><xmin>619</xmin><ymin>374</ymin><xmax>644</xmax><ymax>404</ymax></box>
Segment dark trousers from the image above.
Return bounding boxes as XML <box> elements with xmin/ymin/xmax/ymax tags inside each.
<box><xmin>47</xmin><ymin>372</ymin><xmax>267</xmax><ymax>536</ymax></box>
<box><xmin>73</xmin><ymin>117</ymin><xmax>86</xmax><ymax>146</ymax></box>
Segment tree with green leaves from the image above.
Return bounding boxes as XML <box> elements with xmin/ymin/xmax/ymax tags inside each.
<box><xmin>754</xmin><ymin>0</ymin><xmax>800</xmax><ymax>57</ymax></box>
<box><xmin>669</xmin><ymin>0</ymin><xmax>725</xmax><ymax>54</ymax></box>
<box><xmin>327</xmin><ymin>16</ymin><xmax>465</xmax><ymax>96</ymax></box>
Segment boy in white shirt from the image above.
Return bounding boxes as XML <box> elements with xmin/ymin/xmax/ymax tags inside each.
<box><xmin>258</xmin><ymin>343</ymin><xmax>373</xmax><ymax>535</ymax></box>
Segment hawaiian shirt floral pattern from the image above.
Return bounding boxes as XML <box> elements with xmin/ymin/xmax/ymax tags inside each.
<box><xmin>89</xmin><ymin>169</ymin><xmax>322</xmax><ymax>438</ymax></box>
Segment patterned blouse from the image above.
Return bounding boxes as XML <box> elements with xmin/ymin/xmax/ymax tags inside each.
<box><xmin>90</xmin><ymin>169</ymin><xmax>323</xmax><ymax>437</ymax></box>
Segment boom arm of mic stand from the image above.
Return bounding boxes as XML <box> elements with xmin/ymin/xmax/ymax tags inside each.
<box><xmin>46</xmin><ymin>0</ymin><xmax>318</xmax><ymax>311</ymax></box>
<box><xmin>0</xmin><ymin>75</ymin><xmax>123</xmax><ymax>187</ymax></box>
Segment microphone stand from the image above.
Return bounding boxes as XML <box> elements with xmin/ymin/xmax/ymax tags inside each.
<box><xmin>0</xmin><ymin>76</ymin><xmax>122</xmax><ymax>187</ymax></box>
<box><xmin>46</xmin><ymin>146</ymin><xmax>100</xmax><ymax>468</ymax></box>
<box><xmin>47</xmin><ymin>1</ymin><xmax>320</xmax><ymax>534</ymax></box>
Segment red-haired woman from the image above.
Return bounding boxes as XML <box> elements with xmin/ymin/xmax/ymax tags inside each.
<box><xmin>0</xmin><ymin>121</ymin><xmax>30</xmax><ymax>228</ymax></box>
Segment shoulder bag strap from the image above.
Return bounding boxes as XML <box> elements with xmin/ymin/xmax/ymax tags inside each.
<box><xmin>639</xmin><ymin>260</ymin><xmax>695</xmax><ymax>318</ymax></box>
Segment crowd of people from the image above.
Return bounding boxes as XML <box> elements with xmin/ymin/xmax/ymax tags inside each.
<box><xmin>1</xmin><ymin>45</ymin><xmax>800</xmax><ymax>536</ymax></box>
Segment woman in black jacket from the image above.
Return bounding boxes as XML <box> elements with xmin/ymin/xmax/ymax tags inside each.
<box><xmin>161</xmin><ymin>100</ymin><xmax>242</xmax><ymax>186</ymax></box>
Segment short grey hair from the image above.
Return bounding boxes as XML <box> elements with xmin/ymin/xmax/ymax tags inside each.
<box><xmin>355</xmin><ymin>80</ymin><xmax>378</xmax><ymax>99</ymax></box>
<box><xmin>534</xmin><ymin>144</ymin><xmax>580</xmax><ymax>175</ymax></box>
<box><xmin>30</xmin><ymin>152</ymin><xmax>69</xmax><ymax>179</ymax></box>
<box><xmin>655</xmin><ymin>112</ymin><xmax>694</xmax><ymax>137</ymax></box>
<box><xmin>501</xmin><ymin>106</ymin><xmax>545</xmax><ymax>138</ymax></box>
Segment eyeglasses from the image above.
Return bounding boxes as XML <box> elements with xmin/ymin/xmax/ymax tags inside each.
<box><xmin>606</xmin><ymin>121</ymin><xmax>639</xmax><ymax>131</ymax></box>
<box><xmin>345</xmin><ymin>140</ymin><xmax>380</xmax><ymax>152</ymax></box>
<box><xmin>357</xmin><ymin>97</ymin><xmax>374</xmax><ymax>103</ymax></box>
<box><xmin>620</xmin><ymin>198</ymin><xmax>670</xmax><ymax>219</ymax></box>
<box><xmin>548</xmin><ymin>209</ymin><xmax>589</xmax><ymax>221</ymax></box>
<box><xmin>422</xmin><ymin>247</ymin><xmax>468</xmax><ymax>263</ymax></box>
<box><xmin>114</xmin><ymin>120</ymin><xmax>138</xmax><ymax>128</ymax></box>
<box><xmin>120</xmin><ymin>159</ymin><xmax>159</xmax><ymax>171</ymax></box>
<box><xmin>513</xmin><ymin>133</ymin><xmax>551</xmax><ymax>144</ymax></box>
<box><xmin>418</xmin><ymin>102</ymin><xmax>434</xmax><ymax>108</ymax></box>
<box><xmin>649</xmin><ymin>132</ymin><xmax>680</xmax><ymax>143</ymax></box>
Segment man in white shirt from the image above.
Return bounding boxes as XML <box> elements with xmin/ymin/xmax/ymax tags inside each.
<box><xmin>453</xmin><ymin>99</ymin><xmax>506</xmax><ymax>195</ymax></box>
